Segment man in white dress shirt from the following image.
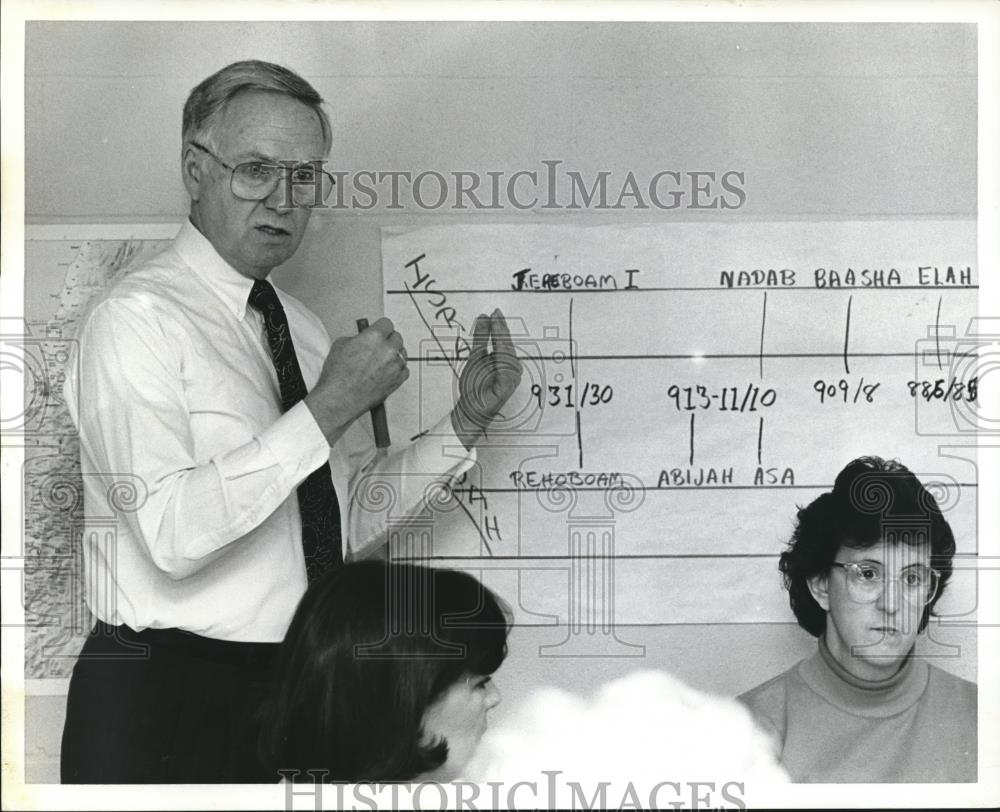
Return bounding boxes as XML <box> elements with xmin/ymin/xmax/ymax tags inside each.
<box><xmin>60</xmin><ymin>60</ymin><xmax>521</xmax><ymax>783</ymax></box>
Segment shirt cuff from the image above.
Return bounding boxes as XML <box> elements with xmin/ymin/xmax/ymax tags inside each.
<box><xmin>408</xmin><ymin>411</ymin><xmax>478</xmax><ymax>480</ymax></box>
<box><xmin>257</xmin><ymin>400</ymin><xmax>331</xmax><ymax>485</ymax></box>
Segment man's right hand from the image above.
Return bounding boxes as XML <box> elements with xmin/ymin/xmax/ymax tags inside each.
<box><xmin>304</xmin><ymin>317</ymin><xmax>409</xmax><ymax>444</ymax></box>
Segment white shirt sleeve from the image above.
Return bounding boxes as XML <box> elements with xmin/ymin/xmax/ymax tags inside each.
<box><xmin>66</xmin><ymin>296</ymin><xmax>331</xmax><ymax>579</ymax></box>
<box><xmin>337</xmin><ymin>412</ymin><xmax>478</xmax><ymax>559</ymax></box>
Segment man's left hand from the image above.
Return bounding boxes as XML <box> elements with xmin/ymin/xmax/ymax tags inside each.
<box><xmin>452</xmin><ymin>308</ymin><xmax>523</xmax><ymax>449</ymax></box>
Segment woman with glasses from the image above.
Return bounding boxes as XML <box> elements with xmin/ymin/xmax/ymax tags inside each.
<box><xmin>258</xmin><ymin>560</ymin><xmax>510</xmax><ymax>782</ymax></box>
<box><xmin>738</xmin><ymin>456</ymin><xmax>976</xmax><ymax>782</ymax></box>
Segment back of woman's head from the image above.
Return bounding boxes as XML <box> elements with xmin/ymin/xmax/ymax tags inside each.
<box><xmin>259</xmin><ymin>560</ymin><xmax>509</xmax><ymax>781</ymax></box>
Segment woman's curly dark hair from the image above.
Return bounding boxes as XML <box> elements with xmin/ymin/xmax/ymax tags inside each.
<box><xmin>778</xmin><ymin>456</ymin><xmax>956</xmax><ymax>637</ymax></box>
<box><xmin>258</xmin><ymin>561</ymin><xmax>510</xmax><ymax>782</ymax></box>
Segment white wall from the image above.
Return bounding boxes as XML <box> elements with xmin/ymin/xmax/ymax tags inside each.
<box><xmin>26</xmin><ymin>21</ymin><xmax>976</xmax><ymax>330</ymax></box>
<box><xmin>23</xmin><ymin>20</ymin><xmax>979</xmax><ymax>783</ymax></box>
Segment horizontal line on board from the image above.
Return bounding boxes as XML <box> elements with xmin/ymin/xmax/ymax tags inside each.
<box><xmin>395</xmin><ymin>554</ymin><xmax>773</xmax><ymax>561</ymax></box>
<box><xmin>321</xmin><ymin>213</ymin><xmax>975</xmax><ymax>221</ymax></box>
<box><xmin>387</xmin><ymin>286</ymin><xmax>977</xmax><ymax>294</ymax></box>
<box><xmin>500</xmin><ymin>621</ymin><xmax>847</xmax><ymax>628</ymax></box>
<box><xmin>452</xmin><ymin>483</ymin><xmax>978</xmax><ymax>493</ymax></box>
<box><xmin>416</xmin><ymin>352</ymin><xmax>968</xmax><ymax>361</ymax></box>
<box><xmin>28</xmin><ymin>73</ymin><xmax>979</xmax><ymax>81</ymax></box>
<box><xmin>505</xmin><ymin>622</ymin><xmax>978</xmax><ymax>630</ymax></box>
<box><xmin>394</xmin><ymin>552</ymin><xmax>981</xmax><ymax>562</ymax></box>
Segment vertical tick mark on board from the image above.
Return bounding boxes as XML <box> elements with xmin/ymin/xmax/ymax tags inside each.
<box><xmin>576</xmin><ymin>411</ymin><xmax>583</xmax><ymax>469</ymax></box>
<box><xmin>843</xmin><ymin>295</ymin><xmax>853</xmax><ymax>375</ymax></box>
<box><xmin>569</xmin><ymin>297</ymin><xmax>584</xmax><ymax>468</ymax></box>
<box><xmin>759</xmin><ymin>291</ymin><xmax>767</xmax><ymax>379</ymax></box>
<box><xmin>569</xmin><ymin>296</ymin><xmax>577</xmax><ymax>379</ymax></box>
<box><xmin>935</xmin><ymin>295</ymin><xmax>943</xmax><ymax>370</ymax></box>
<box><xmin>757</xmin><ymin>417</ymin><xmax>764</xmax><ymax>465</ymax></box>
<box><xmin>689</xmin><ymin>412</ymin><xmax>695</xmax><ymax>466</ymax></box>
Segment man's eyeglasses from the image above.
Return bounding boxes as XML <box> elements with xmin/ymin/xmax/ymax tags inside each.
<box><xmin>189</xmin><ymin>141</ymin><xmax>335</xmax><ymax>208</ymax></box>
<box><xmin>831</xmin><ymin>561</ymin><xmax>941</xmax><ymax>606</ymax></box>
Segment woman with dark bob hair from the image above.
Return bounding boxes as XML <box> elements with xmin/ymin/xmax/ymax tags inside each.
<box><xmin>739</xmin><ymin>456</ymin><xmax>976</xmax><ymax>782</ymax></box>
<box><xmin>258</xmin><ymin>560</ymin><xmax>510</xmax><ymax>782</ymax></box>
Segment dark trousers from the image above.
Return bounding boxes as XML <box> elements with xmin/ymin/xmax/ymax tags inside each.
<box><xmin>61</xmin><ymin>621</ymin><xmax>279</xmax><ymax>783</ymax></box>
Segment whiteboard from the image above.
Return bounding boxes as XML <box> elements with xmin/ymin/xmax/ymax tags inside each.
<box><xmin>375</xmin><ymin>221</ymin><xmax>980</xmax><ymax>632</ymax></box>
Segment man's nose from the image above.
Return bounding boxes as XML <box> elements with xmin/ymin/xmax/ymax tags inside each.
<box><xmin>263</xmin><ymin>173</ymin><xmax>295</xmax><ymax>210</ymax></box>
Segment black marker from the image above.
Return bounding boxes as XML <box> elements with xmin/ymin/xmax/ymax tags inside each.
<box><xmin>357</xmin><ymin>318</ymin><xmax>392</xmax><ymax>458</ymax></box>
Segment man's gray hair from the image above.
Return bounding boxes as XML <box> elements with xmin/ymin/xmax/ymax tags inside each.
<box><xmin>182</xmin><ymin>60</ymin><xmax>332</xmax><ymax>153</ymax></box>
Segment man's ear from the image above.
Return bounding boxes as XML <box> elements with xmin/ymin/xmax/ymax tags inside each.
<box><xmin>807</xmin><ymin>573</ymin><xmax>830</xmax><ymax>611</ymax></box>
<box><xmin>181</xmin><ymin>145</ymin><xmax>204</xmax><ymax>201</ymax></box>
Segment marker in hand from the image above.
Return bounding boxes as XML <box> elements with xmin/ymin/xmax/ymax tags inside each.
<box><xmin>356</xmin><ymin>318</ymin><xmax>392</xmax><ymax>458</ymax></box>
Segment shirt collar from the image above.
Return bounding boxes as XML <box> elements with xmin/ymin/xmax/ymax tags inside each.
<box><xmin>173</xmin><ymin>219</ymin><xmax>264</xmax><ymax>321</ymax></box>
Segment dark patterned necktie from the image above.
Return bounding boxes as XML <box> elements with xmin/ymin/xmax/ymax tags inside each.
<box><xmin>248</xmin><ymin>278</ymin><xmax>343</xmax><ymax>579</ymax></box>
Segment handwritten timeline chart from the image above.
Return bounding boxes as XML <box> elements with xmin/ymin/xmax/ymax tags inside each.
<box><xmin>377</xmin><ymin>221</ymin><xmax>979</xmax><ymax>629</ymax></box>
